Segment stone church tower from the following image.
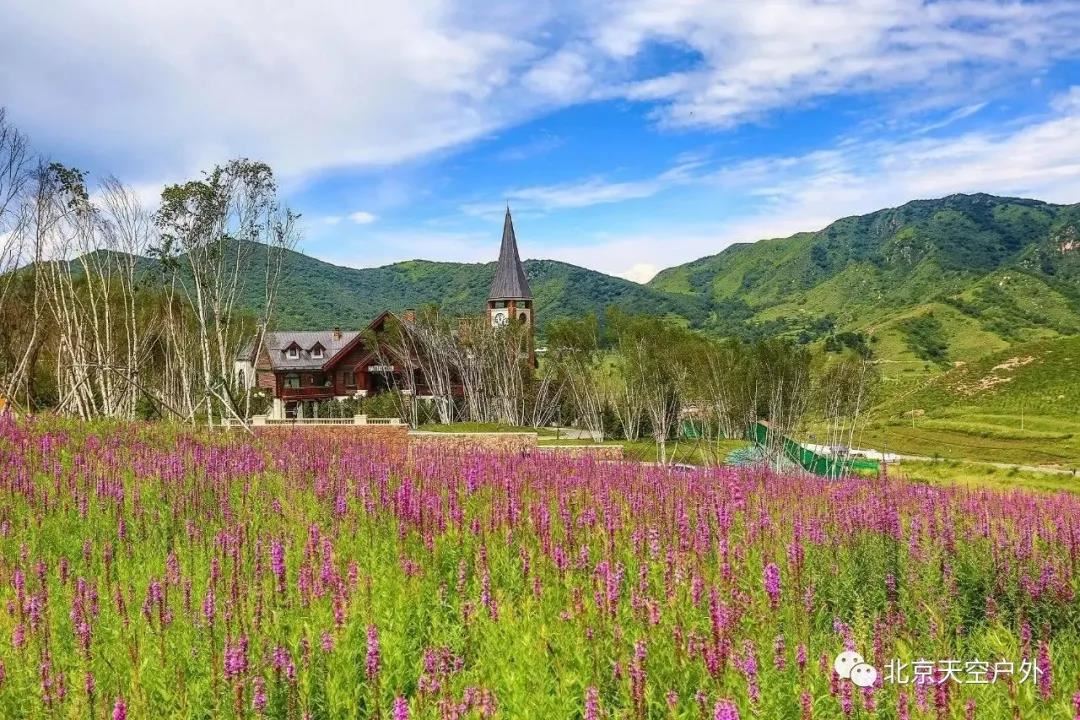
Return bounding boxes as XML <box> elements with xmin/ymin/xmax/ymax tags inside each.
<box><xmin>487</xmin><ymin>207</ymin><xmax>535</xmax><ymax>362</ymax></box>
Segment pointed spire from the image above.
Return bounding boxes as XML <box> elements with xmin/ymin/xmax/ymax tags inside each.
<box><xmin>488</xmin><ymin>206</ymin><xmax>532</xmax><ymax>300</ymax></box>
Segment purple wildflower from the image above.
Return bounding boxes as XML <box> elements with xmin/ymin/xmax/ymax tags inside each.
<box><xmin>252</xmin><ymin>677</ymin><xmax>267</xmax><ymax>713</ymax></box>
<box><xmin>763</xmin><ymin>563</ymin><xmax>781</xmax><ymax>609</ymax></box>
<box><xmin>584</xmin><ymin>686</ymin><xmax>600</xmax><ymax>720</ymax></box>
<box><xmin>366</xmin><ymin>625</ymin><xmax>381</xmax><ymax>682</ymax></box>
<box><xmin>1037</xmin><ymin>641</ymin><xmax>1052</xmax><ymax>701</ymax></box>
<box><xmin>714</xmin><ymin>698</ymin><xmax>740</xmax><ymax>720</ymax></box>
<box><xmin>773</xmin><ymin>634</ymin><xmax>786</xmax><ymax>670</ymax></box>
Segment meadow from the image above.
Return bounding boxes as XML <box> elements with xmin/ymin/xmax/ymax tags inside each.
<box><xmin>1</xmin><ymin>416</ymin><xmax>1079</xmax><ymax>719</ymax></box>
<box><xmin>861</xmin><ymin>335</ymin><xmax>1080</xmax><ymax>470</ymax></box>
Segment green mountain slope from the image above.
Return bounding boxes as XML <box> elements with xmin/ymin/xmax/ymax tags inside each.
<box><xmin>649</xmin><ymin>194</ymin><xmax>1080</xmax><ymax>355</ymax></box>
<box><xmin>858</xmin><ymin>335</ymin><xmax>1080</xmax><ymax>467</ymax></box>
<box><xmin>231</xmin><ymin>248</ymin><xmax>711</xmax><ymax>331</ymax></box>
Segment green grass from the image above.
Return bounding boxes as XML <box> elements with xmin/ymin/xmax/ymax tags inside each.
<box><xmin>863</xmin><ymin>334</ymin><xmax>1080</xmax><ymax>467</ymax></box>
<box><xmin>858</xmin><ymin>421</ymin><xmax>1080</xmax><ymax>468</ymax></box>
<box><xmin>914</xmin><ymin>418</ymin><xmax>1073</xmax><ymax>441</ymax></box>
<box><xmin>896</xmin><ymin>459</ymin><xmax>1080</xmax><ymax>494</ymax></box>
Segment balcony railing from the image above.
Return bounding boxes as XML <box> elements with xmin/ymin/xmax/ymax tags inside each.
<box><xmin>222</xmin><ymin>415</ymin><xmax>403</xmax><ymax>428</ymax></box>
<box><xmin>278</xmin><ymin>386</ymin><xmax>335</xmax><ymax>400</ymax></box>
<box><xmin>266</xmin><ymin>417</ymin><xmax>356</xmax><ymax>426</ymax></box>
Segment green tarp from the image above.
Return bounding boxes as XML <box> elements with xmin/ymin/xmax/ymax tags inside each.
<box><xmin>751</xmin><ymin>422</ymin><xmax>879</xmax><ymax>478</ymax></box>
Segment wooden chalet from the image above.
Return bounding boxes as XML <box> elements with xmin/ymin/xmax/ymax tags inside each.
<box><xmin>235</xmin><ymin>208</ymin><xmax>534</xmax><ymax>420</ymax></box>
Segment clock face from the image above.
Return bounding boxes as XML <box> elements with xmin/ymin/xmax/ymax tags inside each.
<box><xmin>492</xmin><ymin>310</ymin><xmax>508</xmax><ymax>326</ymax></box>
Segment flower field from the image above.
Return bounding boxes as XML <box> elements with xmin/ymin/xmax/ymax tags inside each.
<box><xmin>1</xmin><ymin>417</ymin><xmax>1079</xmax><ymax>719</ymax></box>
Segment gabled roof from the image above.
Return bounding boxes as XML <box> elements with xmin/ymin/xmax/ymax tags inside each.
<box><xmin>263</xmin><ymin>330</ymin><xmax>361</xmax><ymax>370</ymax></box>
<box><xmin>488</xmin><ymin>207</ymin><xmax>532</xmax><ymax>301</ymax></box>
<box><xmin>236</xmin><ymin>339</ymin><xmax>257</xmax><ymax>362</ymax></box>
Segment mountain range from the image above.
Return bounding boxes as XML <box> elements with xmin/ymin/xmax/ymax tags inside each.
<box><xmin>116</xmin><ymin>193</ymin><xmax>1066</xmax><ymax>366</ymax></box>
<box><xmin>649</xmin><ymin>193</ymin><xmax>1080</xmax><ymax>361</ymax></box>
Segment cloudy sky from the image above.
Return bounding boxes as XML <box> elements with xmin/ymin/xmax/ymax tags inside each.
<box><xmin>4</xmin><ymin>0</ymin><xmax>1080</xmax><ymax>281</ymax></box>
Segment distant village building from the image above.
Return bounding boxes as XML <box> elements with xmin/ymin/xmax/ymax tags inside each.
<box><xmin>235</xmin><ymin>208</ymin><xmax>533</xmax><ymax>420</ymax></box>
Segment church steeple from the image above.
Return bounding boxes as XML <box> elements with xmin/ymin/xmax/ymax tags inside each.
<box><xmin>488</xmin><ymin>207</ymin><xmax>532</xmax><ymax>301</ymax></box>
<box><xmin>486</xmin><ymin>208</ymin><xmax>535</xmax><ymax>363</ymax></box>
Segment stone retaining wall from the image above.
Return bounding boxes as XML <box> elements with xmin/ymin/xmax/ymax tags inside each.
<box><xmin>254</xmin><ymin>424</ymin><xmax>409</xmax><ymax>448</ymax></box>
<box><xmin>407</xmin><ymin>431</ymin><xmax>537</xmax><ymax>455</ymax></box>
<box><xmin>537</xmin><ymin>444</ymin><xmax>625</xmax><ymax>460</ymax></box>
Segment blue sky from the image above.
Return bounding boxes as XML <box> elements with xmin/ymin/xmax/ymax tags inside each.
<box><xmin>3</xmin><ymin>1</ymin><xmax>1080</xmax><ymax>281</ymax></box>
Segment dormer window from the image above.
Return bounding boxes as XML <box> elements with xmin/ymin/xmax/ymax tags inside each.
<box><xmin>286</xmin><ymin>347</ymin><xmax>299</xmax><ymax>360</ymax></box>
<box><xmin>311</xmin><ymin>346</ymin><xmax>324</xmax><ymax>360</ymax></box>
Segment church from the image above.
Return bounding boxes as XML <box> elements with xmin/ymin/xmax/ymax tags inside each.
<box><xmin>235</xmin><ymin>208</ymin><xmax>533</xmax><ymax>420</ymax></box>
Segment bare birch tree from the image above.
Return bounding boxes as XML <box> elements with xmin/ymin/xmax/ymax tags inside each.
<box><xmin>154</xmin><ymin>160</ymin><xmax>297</xmax><ymax>425</ymax></box>
<box><xmin>546</xmin><ymin>315</ymin><xmax>606</xmax><ymax>441</ymax></box>
<box><xmin>755</xmin><ymin>339</ymin><xmax>813</xmax><ymax>470</ymax></box>
<box><xmin>0</xmin><ymin>109</ymin><xmax>37</xmax><ymax>409</ymax></box>
<box><xmin>610</xmin><ymin>315</ymin><xmax>690</xmax><ymax>464</ymax></box>
<box><xmin>815</xmin><ymin>355</ymin><xmax>879</xmax><ymax>474</ymax></box>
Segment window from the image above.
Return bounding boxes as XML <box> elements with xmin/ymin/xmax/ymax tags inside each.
<box><xmin>311</xmin><ymin>346</ymin><xmax>324</xmax><ymax>359</ymax></box>
<box><xmin>237</xmin><ymin>369</ymin><xmax>246</xmax><ymax>387</ymax></box>
<box><xmin>344</xmin><ymin>371</ymin><xmax>356</xmax><ymax>388</ymax></box>
<box><xmin>284</xmin><ymin>374</ymin><xmax>300</xmax><ymax>389</ymax></box>
<box><xmin>518</xmin><ymin>312</ymin><xmax>528</xmax><ymax>323</ymax></box>
<box><xmin>286</xmin><ymin>347</ymin><xmax>298</xmax><ymax>359</ymax></box>
<box><xmin>493</xmin><ymin>301</ymin><xmax>506</xmax><ymax>308</ymax></box>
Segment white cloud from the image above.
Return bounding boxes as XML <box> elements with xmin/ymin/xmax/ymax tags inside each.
<box><xmin>909</xmin><ymin>102</ymin><xmax>987</xmax><ymax>136</ymax></box>
<box><xmin>348</xmin><ymin>211</ymin><xmax>378</xmax><ymax>225</ymax></box>
<box><xmin>0</xmin><ymin>1</ymin><xmax>557</xmax><ymax>182</ymax></box>
<box><xmin>496</xmin><ymin>132</ymin><xmax>565</xmax><ymax>161</ymax></box>
<box><xmin>4</xmin><ymin>0</ymin><xmax>1079</xmax><ymax>188</ymax></box>
<box><xmin>476</xmin><ymin>155</ymin><xmax>709</xmax><ymax>212</ymax></box>
<box><xmin>589</xmin><ymin>0</ymin><xmax>1080</xmax><ymax>129</ymax></box>
<box><xmin>621</xmin><ymin>262</ymin><xmax>660</xmax><ymax>283</ymax></box>
<box><xmin>1051</xmin><ymin>86</ymin><xmax>1080</xmax><ymax>113</ymax></box>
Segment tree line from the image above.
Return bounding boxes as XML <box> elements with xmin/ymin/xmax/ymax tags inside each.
<box><xmin>545</xmin><ymin>310</ymin><xmax>877</xmax><ymax>463</ymax></box>
<box><xmin>365</xmin><ymin>305</ymin><xmax>878</xmax><ymax>465</ymax></box>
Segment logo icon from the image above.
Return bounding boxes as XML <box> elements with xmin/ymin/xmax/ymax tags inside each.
<box><xmin>834</xmin><ymin>651</ymin><xmax>878</xmax><ymax>688</ymax></box>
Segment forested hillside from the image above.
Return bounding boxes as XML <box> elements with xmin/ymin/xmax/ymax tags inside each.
<box><xmin>183</xmin><ymin>248</ymin><xmax>711</xmax><ymax>331</ymax></box>
<box><xmin>649</xmin><ymin>193</ymin><xmax>1080</xmax><ymax>358</ymax></box>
